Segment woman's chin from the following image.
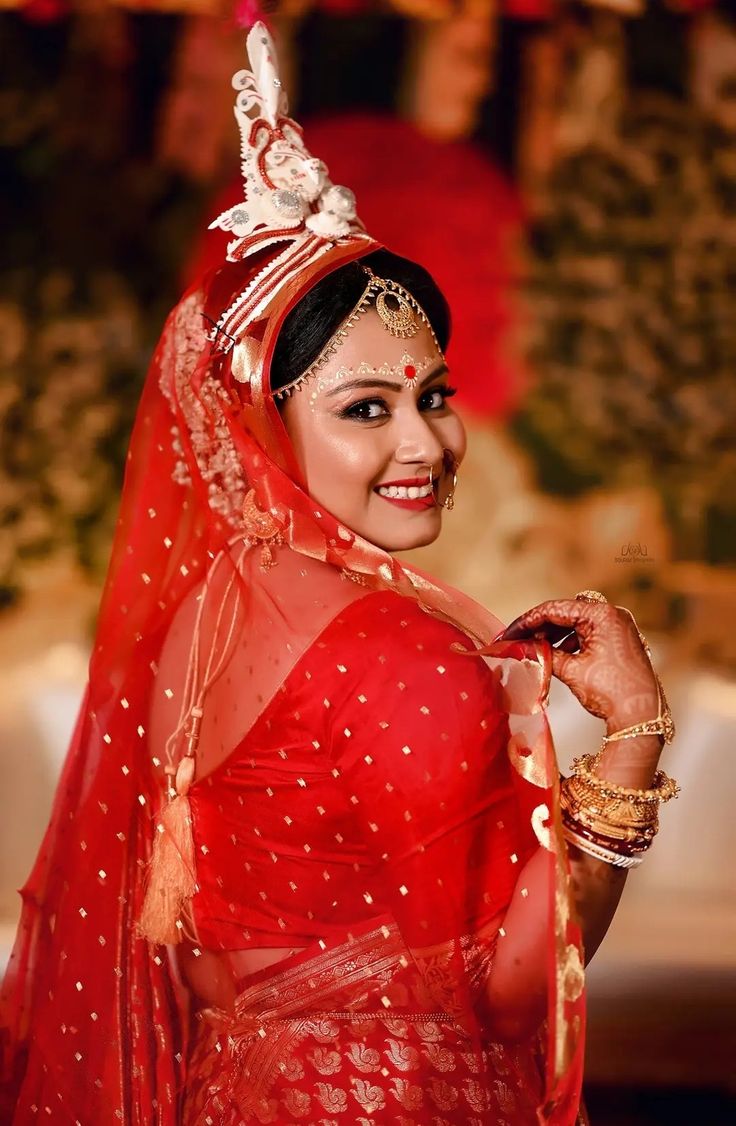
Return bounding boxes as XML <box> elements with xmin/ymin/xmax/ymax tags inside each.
<box><xmin>368</xmin><ymin>511</ymin><xmax>443</xmax><ymax>553</ymax></box>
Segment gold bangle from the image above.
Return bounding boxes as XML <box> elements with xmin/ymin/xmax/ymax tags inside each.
<box><xmin>562</xmin><ymin>803</ymin><xmax>655</xmax><ymax>855</ymax></box>
<box><xmin>560</xmin><ymin>778</ymin><xmax>659</xmax><ymax>847</ymax></box>
<box><xmin>603</xmin><ymin>717</ymin><xmax>674</xmax><ymax>745</ymax></box>
<box><xmin>564</xmin><ymin>769</ymin><xmax>663</xmax><ymax>810</ymax></box>
<box><xmin>569</xmin><ymin>751</ymin><xmax>680</xmax><ymax>804</ymax></box>
<box><xmin>563</xmin><ymin>773</ymin><xmax>662</xmax><ymax>822</ymax></box>
<box><xmin>563</xmin><ymin>806</ymin><xmax>658</xmax><ymax>847</ymax></box>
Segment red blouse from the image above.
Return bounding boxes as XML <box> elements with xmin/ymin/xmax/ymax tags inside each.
<box><xmin>188</xmin><ymin>590</ymin><xmax>533</xmax><ymax>951</ymax></box>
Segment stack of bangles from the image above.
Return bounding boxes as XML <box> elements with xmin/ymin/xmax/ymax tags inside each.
<box><xmin>559</xmin><ymin>589</ymin><xmax>680</xmax><ymax>869</ymax></box>
<box><xmin>560</xmin><ymin>751</ymin><xmax>680</xmax><ymax>869</ymax></box>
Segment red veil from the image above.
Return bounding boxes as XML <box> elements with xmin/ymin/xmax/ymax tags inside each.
<box><xmin>1</xmin><ymin>25</ymin><xmax>585</xmax><ymax>1126</ymax></box>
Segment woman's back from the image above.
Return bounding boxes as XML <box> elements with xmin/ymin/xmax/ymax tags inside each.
<box><xmin>186</xmin><ymin>590</ymin><xmax>520</xmax><ymax>956</ymax></box>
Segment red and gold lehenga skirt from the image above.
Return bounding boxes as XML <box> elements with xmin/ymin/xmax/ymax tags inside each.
<box><xmin>182</xmin><ymin>922</ymin><xmax>546</xmax><ymax>1125</ymax></box>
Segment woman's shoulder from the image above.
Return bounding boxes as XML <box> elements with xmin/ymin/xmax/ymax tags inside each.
<box><xmin>308</xmin><ymin>588</ymin><xmax>503</xmax><ymax>711</ymax></box>
<box><xmin>321</xmin><ymin>588</ymin><xmax>476</xmax><ymax>652</ymax></box>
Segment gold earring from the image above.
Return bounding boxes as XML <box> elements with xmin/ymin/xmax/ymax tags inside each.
<box><xmin>442</xmin><ymin>450</ymin><xmax>458</xmax><ymax>510</ymax></box>
<box><xmin>427</xmin><ymin>461</ymin><xmax>443</xmax><ymax>508</ymax></box>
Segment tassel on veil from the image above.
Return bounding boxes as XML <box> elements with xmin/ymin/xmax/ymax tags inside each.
<box><xmin>138</xmin><ymin>551</ymin><xmax>244</xmax><ymax>944</ymax></box>
<box><xmin>138</xmin><ymin>750</ymin><xmax>198</xmax><ymax>945</ymax></box>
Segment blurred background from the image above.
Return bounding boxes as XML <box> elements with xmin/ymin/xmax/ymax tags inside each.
<box><xmin>1</xmin><ymin>0</ymin><xmax>735</xmax><ymax>1121</ymax></box>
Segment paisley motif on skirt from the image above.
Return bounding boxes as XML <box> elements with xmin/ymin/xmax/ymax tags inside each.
<box><xmin>182</xmin><ymin>922</ymin><xmax>543</xmax><ymax>1125</ymax></box>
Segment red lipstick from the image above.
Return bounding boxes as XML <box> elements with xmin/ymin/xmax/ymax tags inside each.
<box><xmin>378</xmin><ymin>494</ymin><xmax>436</xmax><ymax>511</ymax></box>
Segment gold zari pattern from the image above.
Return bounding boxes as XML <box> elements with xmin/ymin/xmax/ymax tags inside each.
<box><xmin>183</xmin><ymin>922</ymin><xmax>546</xmax><ymax>1125</ymax></box>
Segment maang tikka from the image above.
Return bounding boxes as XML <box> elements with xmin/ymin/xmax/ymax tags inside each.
<box><xmin>272</xmin><ymin>265</ymin><xmax>445</xmax><ymax>401</ymax></box>
<box><xmin>199</xmin><ymin>22</ymin><xmax>444</xmax><ymax>407</ymax></box>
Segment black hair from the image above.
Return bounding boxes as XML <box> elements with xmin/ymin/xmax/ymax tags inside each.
<box><xmin>269</xmin><ymin>248</ymin><xmax>451</xmax><ymax>395</ymax></box>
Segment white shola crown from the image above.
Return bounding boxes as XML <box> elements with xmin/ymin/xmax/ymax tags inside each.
<box><xmin>208</xmin><ymin>23</ymin><xmax>372</xmax><ymax>351</ymax></box>
<box><xmin>211</xmin><ymin>23</ymin><xmax>365</xmax><ymax>252</ymax></box>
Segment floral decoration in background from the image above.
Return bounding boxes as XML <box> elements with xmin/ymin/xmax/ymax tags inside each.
<box><xmin>0</xmin><ymin>11</ymin><xmax>208</xmax><ymax>607</ymax></box>
<box><xmin>515</xmin><ymin>11</ymin><xmax>736</xmax><ymax>567</ymax></box>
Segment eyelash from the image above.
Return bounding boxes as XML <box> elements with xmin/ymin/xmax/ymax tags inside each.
<box><xmin>340</xmin><ymin>385</ymin><xmax>457</xmax><ymax>422</ymax></box>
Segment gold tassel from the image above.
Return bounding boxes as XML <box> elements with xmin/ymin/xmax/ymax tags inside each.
<box><xmin>138</xmin><ymin>756</ymin><xmax>197</xmax><ymax>945</ymax></box>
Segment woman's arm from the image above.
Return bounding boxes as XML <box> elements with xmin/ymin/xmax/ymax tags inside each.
<box><xmin>485</xmin><ymin>728</ymin><xmax>663</xmax><ymax>1042</ymax></box>
<box><xmin>489</xmin><ymin>596</ymin><xmax>673</xmax><ymax>1039</ymax></box>
<box><xmin>487</xmin><ymin>749</ymin><xmax>662</xmax><ymax>1035</ymax></box>
<box><xmin>568</xmin><ymin>725</ymin><xmax>663</xmax><ymax>961</ymax></box>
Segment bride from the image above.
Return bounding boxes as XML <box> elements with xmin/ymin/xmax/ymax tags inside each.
<box><xmin>1</xmin><ymin>23</ymin><xmax>677</xmax><ymax>1126</ymax></box>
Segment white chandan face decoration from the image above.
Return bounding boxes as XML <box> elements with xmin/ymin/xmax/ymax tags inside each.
<box><xmin>281</xmin><ymin>309</ymin><xmax>465</xmax><ymax>553</ymax></box>
<box><xmin>306</xmin><ymin>353</ymin><xmax>438</xmax><ymax>409</ymax></box>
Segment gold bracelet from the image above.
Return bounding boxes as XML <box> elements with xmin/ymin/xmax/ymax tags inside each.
<box><xmin>603</xmin><ymin>716</ymin><xmax>674</xmax><ymax>745</ymax></box>
<box><xmin>562</xmin><ymin>807</ymin><xmax>658</xmax><ymax>848</ymax></box>
<box><xmin>574</xmin><ymin>589</ymin><xmax>676</xmax><ymax>746</ymax></box>
<box><xmin>569</xmin><ymin>751</ymin><xmax>680</xmax><ymax>804</ymax></box>
<box><xmin>563</xmin><ymin>773</ymin><xmax>663</xmax><ymax>823</ymax></box>
<box><xmin>560</xmin><ymin>778</ymin><xmax>659</xmax><ymax>848</ymax></box>
<box><xmin>606</xmin><ymin>604</ymin><xmax>675</xmax><ymax>745</ymax></box>
<box><xmin>564</xmin><ymin>769</ymin><xmax>664</xmax><ymax>811</ymax></box>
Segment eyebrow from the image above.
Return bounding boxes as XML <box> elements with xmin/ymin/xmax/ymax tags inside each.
<box><xmin>325</xmin><ymin>361</ymin><xmax>449</xmax><ymax>398</ymax></box>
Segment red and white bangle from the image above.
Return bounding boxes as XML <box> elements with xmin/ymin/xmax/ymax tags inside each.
<box><xmin>562</xmin><ymin>825</ymin><xmax>645</xmax><ymax>869</ymax></box>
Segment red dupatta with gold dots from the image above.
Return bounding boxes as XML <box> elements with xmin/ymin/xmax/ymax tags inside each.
<box><xmin>1</xmin><ymin>246</ymin><xmax>585</xmax><ymax>1124</ymax></box>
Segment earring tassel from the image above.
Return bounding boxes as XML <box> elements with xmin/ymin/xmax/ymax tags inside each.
<box><xmin>138</xmin><ymin>757</ymin><xmax>197</xmax><ymax>945</ymax></box>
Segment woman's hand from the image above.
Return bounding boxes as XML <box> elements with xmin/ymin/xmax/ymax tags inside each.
<box><xmin>501</xmin><ymin>599</ymin><xmax>660</xmax><ymax>732</ymax></box>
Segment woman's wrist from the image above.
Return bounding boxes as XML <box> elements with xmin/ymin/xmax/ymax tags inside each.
<box><xmin>595</xmin><ymin>692</ymin><xmax>665</xmax><ymax>788</ymax></box>
<box><xmin>604</xmin><ymin>690</ymin><xmax>661</xmax><ymax>736</ymax></box>
<box><xmin>596</xmin><ymin>734</ymin><xmax>664</xmax><ymax>786</ymax></box>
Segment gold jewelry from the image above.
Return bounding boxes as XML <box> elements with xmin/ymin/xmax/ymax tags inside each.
<box><xmin>574</xmin><ymin>589</ymin><xmax>675</xmax><ymax>745</ymax></box>
<box><xmin>602</xmin><ymin>604</ymin><xmax>675</xmax><ymax>745</ymax></box>
<box><xmin>441</xmin><ymin>449</ymin><xmax>458</xmax><ymax>511</ymax></box>
<box><xmin>569</xmin><ymin>750</ymin><xmax>680</xmax><ymax>805</ymax></box>
<box><xmin>272</xmin><ymin>265</ymin><xmax>444</xmax><ymax>401</ymax></box>
<box><xmin>561</xmin><ymin>774</ymin><xmax>660</xmax><ymax>847</ymax></box>
<box><xmin>603</xmin><ymin>719</ymin><xmax>672</xmax><ymax>744</ymax></box>
<box><xmin>559</xmin><ymin>748</ymin><xmax>680</xmax><ymax>868</ymax></box>
<box><xmin>242</xmin><ymin>488</ymin><xmax>284</xmax><ymax>570</ymax></box>
<box><xmin>374</xmin><ymin>284</ymin><xmax>419</xmax><ymax>338</ymax></box>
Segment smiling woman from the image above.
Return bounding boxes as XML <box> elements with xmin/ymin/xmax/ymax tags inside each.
<box><xmin>274</xmin><ymin>252</ymin><xmax>464</xmax><ymax>551</ymax></box>
<box><xmin>1</xmin><ymin>22</ymin><xmax>678</xmax><ymax>1126</ymax></box>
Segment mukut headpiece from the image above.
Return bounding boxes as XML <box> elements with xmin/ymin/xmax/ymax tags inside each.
<box><xmin>207</xmin><ymin>22</ymin><xmax>442</xmax><ymax>393</ymax></box>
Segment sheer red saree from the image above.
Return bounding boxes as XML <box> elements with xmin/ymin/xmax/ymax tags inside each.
<box><xmin>0</xmin><ymin>247</ymin><xmax>585</xmax><ymax>1125</ymax></box>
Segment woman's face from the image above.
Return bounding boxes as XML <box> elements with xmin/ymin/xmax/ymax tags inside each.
<box><xmin>280</xmin><ymin>308</ymin><xmax>466</xmax><ymax>552</ymax></box>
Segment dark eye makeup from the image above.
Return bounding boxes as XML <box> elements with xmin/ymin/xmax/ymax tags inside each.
<box><xmin>338</xmin><ymin>384</ymin><xmax>457</xmax><ymax>422</ymax></box>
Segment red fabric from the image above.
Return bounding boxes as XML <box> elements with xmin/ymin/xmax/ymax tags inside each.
<box><xmin>186</xmin><ymin>114</ymin><xmax>527</xmax><ymax>420</ymax></box>
<box><xmin>182</xmin><ymin>921</ymin><xmax>548</xmax><ymax>1123</ymax></box>
<box><xmin>1</xmin><ymin>236</ymin><xmax>584</xmax><ymax>1123</ymax></box>
<box><xmin>190</xmin><ymin>590</ymin><xmax>521</xmax><ymax>950</ymax></box>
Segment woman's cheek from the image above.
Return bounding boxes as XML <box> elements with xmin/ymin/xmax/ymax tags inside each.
<box><xmin>321</xmin><ymin>427</ymin><xmax>377</xmax><ymax>472</ymax></box>
<box><xmin>442</xmin><ymin>414</ymin><xmax>467</xmax><ymax>465</ymax></box>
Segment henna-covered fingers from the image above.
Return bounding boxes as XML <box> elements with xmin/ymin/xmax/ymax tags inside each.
<box><xmin>500</xmin><ymin>599</ymin><xmax>659</xmax><ymax>727</ymax></box>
